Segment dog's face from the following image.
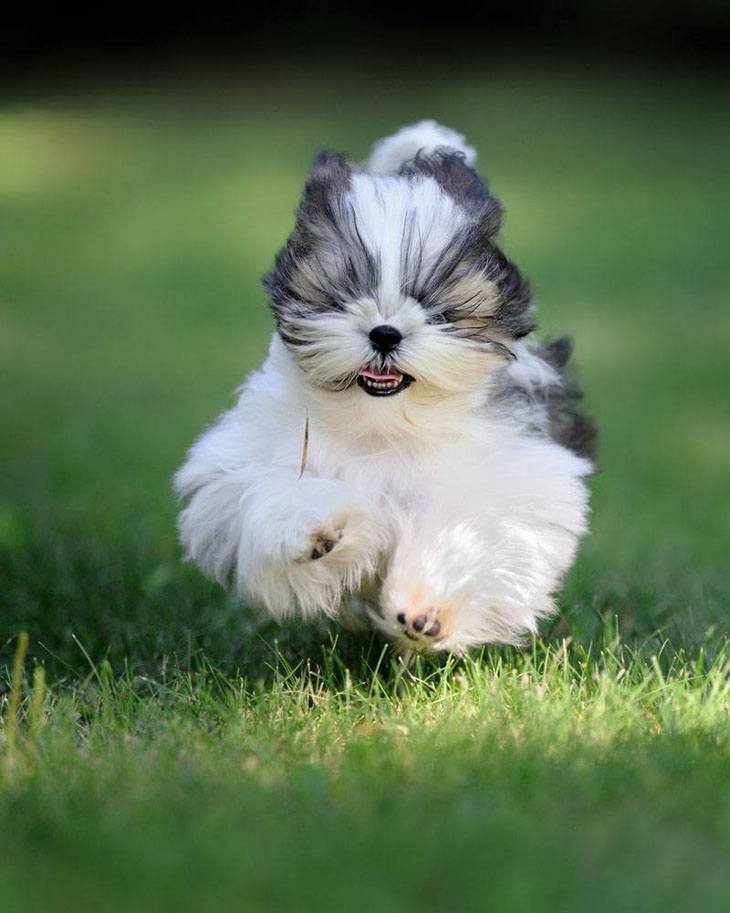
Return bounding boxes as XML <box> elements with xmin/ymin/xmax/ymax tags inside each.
<box><xmin>264</xmin><ymin>150</ymin><xmax>534</xmax><ymax>401</ymax></box>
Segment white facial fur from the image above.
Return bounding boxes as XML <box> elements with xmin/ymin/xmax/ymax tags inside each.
<box><xmin>280</xmin><ymin>172</ymin><xmax>506</xmax><ymax>401</ymax></box>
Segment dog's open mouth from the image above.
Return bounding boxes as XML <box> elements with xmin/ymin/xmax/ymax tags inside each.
<box><xmin>357</xmin><ymin>368</ymin><xmax>413</xmax><ymax>397</ymax></box>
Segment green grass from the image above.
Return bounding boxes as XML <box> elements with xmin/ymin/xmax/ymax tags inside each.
<box><xmin>1</xmin><ymin>65</ymin><xmax>729</xmax><ymax>911</ymax></box>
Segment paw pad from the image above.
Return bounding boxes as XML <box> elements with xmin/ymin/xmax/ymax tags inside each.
<box><xmin>396</xmin><ymin>609</ymin><xmax>443</xmax><ymax>641</ymax></box>
<box><xmin>308</xmin><ymin>527</ymin><xmax>344</xmax><ymax>560</ymax></box>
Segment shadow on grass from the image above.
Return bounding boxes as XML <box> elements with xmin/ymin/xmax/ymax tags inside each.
<box><xmin>1</xmin><ymin>526</ymin><xmax>728</xmax><ymax>689</ymax></box>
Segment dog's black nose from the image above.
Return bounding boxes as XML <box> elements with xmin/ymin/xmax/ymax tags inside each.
<box><xmin>369</xmin><ymin>324</ymin><xmax>402</xmax><ymax>354</ymax></box>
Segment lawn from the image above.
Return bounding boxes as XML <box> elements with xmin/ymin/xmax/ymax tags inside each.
<box><xmin>1</xmin><ymin>64</ymin><xmax>729</xmax><ymax>912</ymax></box>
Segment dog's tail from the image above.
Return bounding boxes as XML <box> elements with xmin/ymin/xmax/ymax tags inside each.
<box><xmin>367</xmin><ymin>120</ymin><xmax>476</xmax><ymax>174</ymax></box>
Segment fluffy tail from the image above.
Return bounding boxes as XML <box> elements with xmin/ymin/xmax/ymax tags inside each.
<box><xmin>367</xmin><ymin>120</ymin><xmax>476</xmax><ymax>174</ymax></box>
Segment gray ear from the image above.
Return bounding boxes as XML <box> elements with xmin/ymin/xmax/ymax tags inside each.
<box><xmin>291</xmin><ymin>150</ymin><xmax>352</xmax><ymax>248</ymax></box>
<box><xmin>399</xmin><ymin>149</ymin><xmax>503</xmax><ymax>236</ymax></box>
<box><xmin>263</xmin><ymin>149</ymin><xmax>369</xmax><ymax>331</ymax></box>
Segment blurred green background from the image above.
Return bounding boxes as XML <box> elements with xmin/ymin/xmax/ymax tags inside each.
<box><xmin>1</xmin><ymin>64</ymin><xmax>728</xmax><ymax>670</ymax></box>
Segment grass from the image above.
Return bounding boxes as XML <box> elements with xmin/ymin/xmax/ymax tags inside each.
<box><xmin>1</xmin><ymin>63</ymin><xmax>729</xmax><ymax>911</ymax></box>
<box><xmin>3</xmin><ymin>636</ymin><xmax>730</xmax><ymax>912</ymax></box>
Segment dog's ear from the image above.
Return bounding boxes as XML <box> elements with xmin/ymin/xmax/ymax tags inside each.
<box><xmin>291</xmin><ymin>150</ymin><xmax>352</xmax><ymax>249</ymax></box>
<box><xmin>400</xmin><ymin>150</ymin><xmax>503</xmax><ymax>237</ymax></box>
<box><xmin>303</xmin><ymin>150</ymin><xmax>351</xmax><ymax>200</ymax></box>
<box><xmin>264</xmin><ymin>150</ymin><xmax>360</xmax><ymax>325</ymax></box>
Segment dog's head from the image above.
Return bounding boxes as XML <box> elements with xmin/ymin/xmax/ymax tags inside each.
<box><xmin>263</xmin><ymin>149</ymin><xmax>533</xmax><ymax>401</ymax></box>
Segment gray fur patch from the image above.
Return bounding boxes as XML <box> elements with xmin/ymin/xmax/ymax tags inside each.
<box><xmin>263</xmin><ymin>151</ymin><xmax>380</xmax><ymax>348</ymax></box>
<box><xmin>399</xmin><ymin>149</ymin><xmax>503</xmax><ymax>231</ymax></box>
<box><xmin>492</xmin><ymin>337</ymin><xmax>598</xmax><ymax>459</ymax></box>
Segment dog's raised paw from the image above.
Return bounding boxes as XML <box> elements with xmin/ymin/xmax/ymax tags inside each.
<box><xmin>303</xmin><ymin>525</ymin><xmax>344</xmax><ymax>561</ymax></box>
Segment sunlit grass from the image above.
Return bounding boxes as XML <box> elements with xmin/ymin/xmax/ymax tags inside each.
<box><xmin>2</xmin><ymin>632</ymin><xmax>729</xmax><ymax>911</ymax></box>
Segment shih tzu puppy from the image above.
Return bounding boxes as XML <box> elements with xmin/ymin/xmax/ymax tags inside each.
<box><xmin>174</xmin><ymin>121</ymin><xmax>596</xmax><ymax>654</ymax></box>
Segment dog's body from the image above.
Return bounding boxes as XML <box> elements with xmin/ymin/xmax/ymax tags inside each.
<box><xmin>175</xmin><ymin>122</ymin><xmax>595</xmax><ymax>653</ymax></box>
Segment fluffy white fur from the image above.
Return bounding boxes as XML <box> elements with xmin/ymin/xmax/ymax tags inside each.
<box><xmin>175</xmin><ymin>122</ymin><xmax>592</xmax><ymax>654</ymax></box>
<box><xmin>368</xmin><ymin>119</ymin><xmax>477</xmax><ymax>173</ymax></box>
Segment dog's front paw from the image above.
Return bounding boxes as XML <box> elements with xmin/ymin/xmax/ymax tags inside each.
<box><xmin>377</xmin><ymin>568</ymin><xmax>460</xmax><ymax>653</ymax></box>
<box><xmin>285</xmin><ymin>502</ymin><xmax>378</xmax><ymax>567</ymax></box>
<box><xmin>300</xmin><ymin>524</ymin><xmax>345</xmax><ymax>562</ymax></box>
<box><xmin>279</xmin><ymin>478</ymin><xmax>384</xmax><ymax>573</ymax></box>
<box><xmin>393</xmin><ymin>604</ymin><xmax>450</xmax><ymax>649</ymax></box>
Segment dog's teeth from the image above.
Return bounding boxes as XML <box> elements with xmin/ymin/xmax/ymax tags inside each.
<box><xmin>359</xmin><ymin>371</ymin><xmax>406</xmax><ymax>394</ymax></box>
